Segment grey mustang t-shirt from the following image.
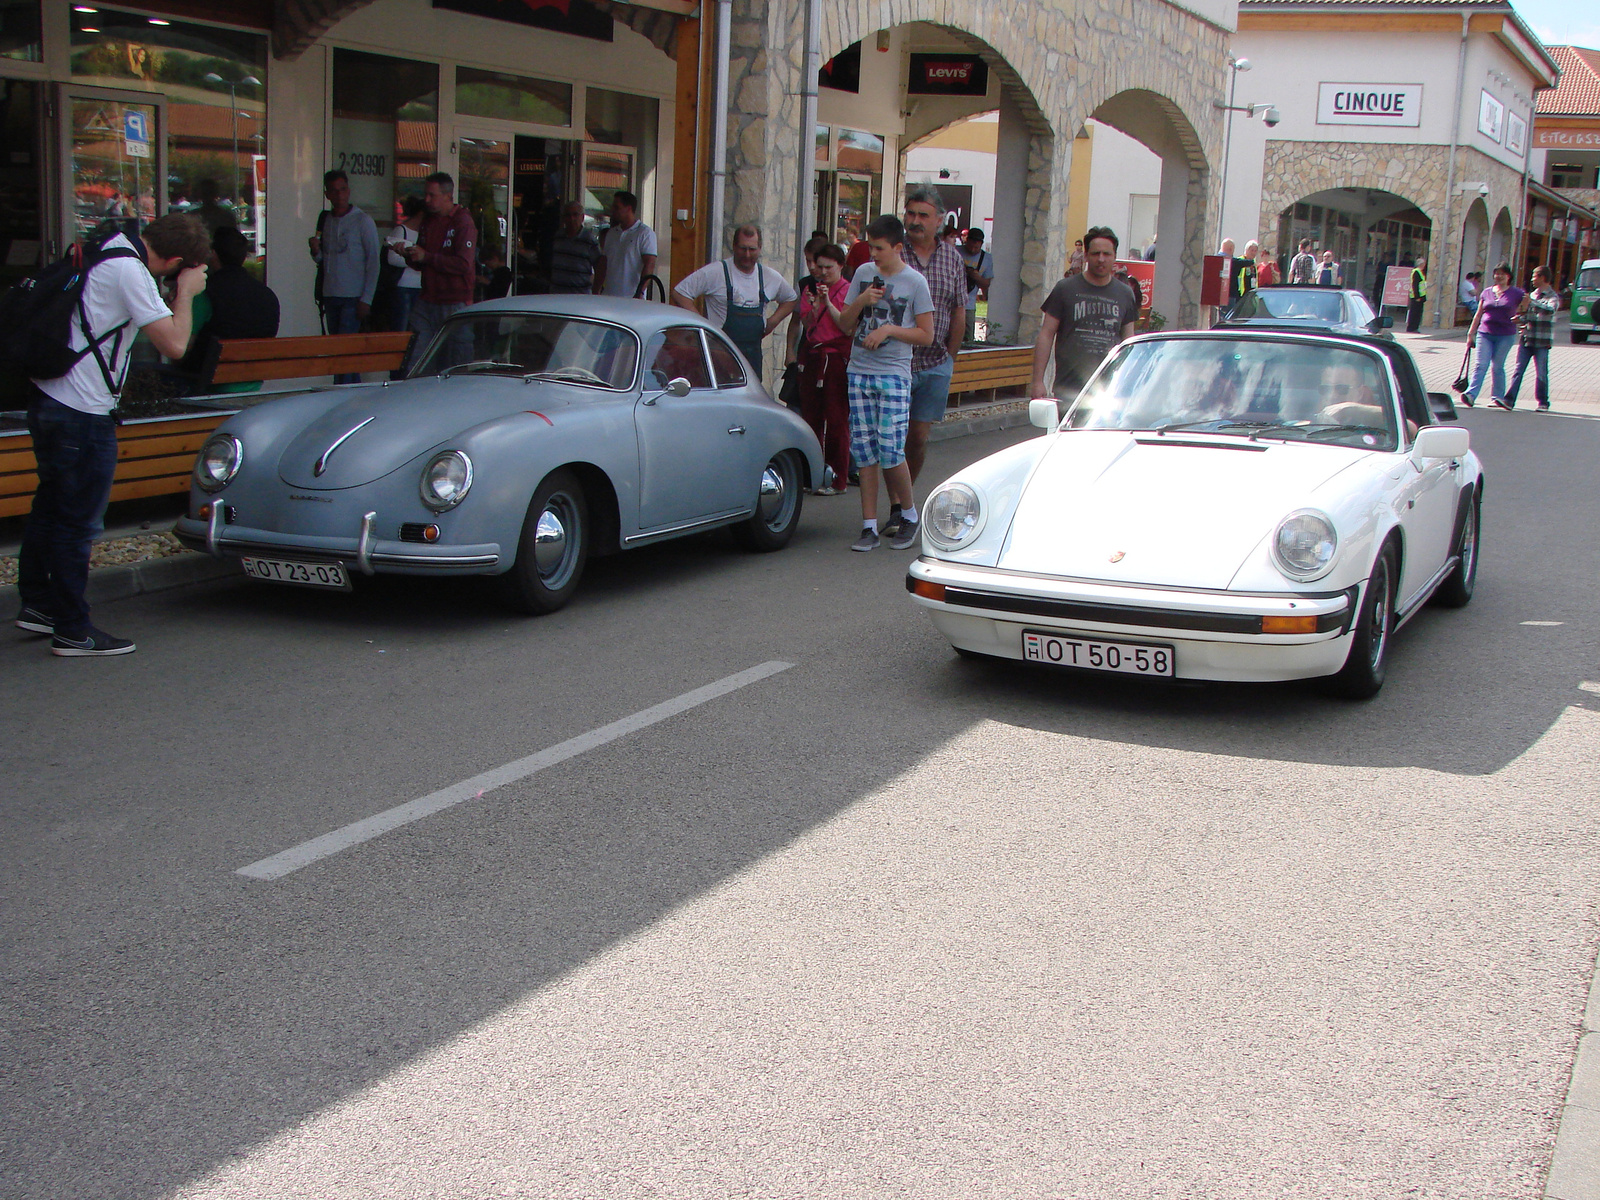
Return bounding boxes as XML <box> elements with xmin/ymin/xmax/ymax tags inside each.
<box><xmin>1041</xmin><ymin>272</ymin><xmax>1140</xmax><ymax>394</ymax></box>
<box><xmin>842</xmin><ymin>264</ymin><xmax>934</xmax><ymax>379</ymax></box>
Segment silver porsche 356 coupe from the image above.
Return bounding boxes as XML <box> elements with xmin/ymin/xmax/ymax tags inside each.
<box><xmin>175</xmin><ymin>296</ymin><xmax>823</xmax><ymax>613</ymax></box>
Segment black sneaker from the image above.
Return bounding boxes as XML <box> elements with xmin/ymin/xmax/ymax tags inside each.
<box><xmin>850</xmin><ymin>529</ymin><xmax>880</xmax><ymax>552</ymax></box>
<box><xmin>882</xmin><ymin>504</ymin><xmax>904</xmax><ymax>536</ymax></box>
<box><xmin>51</xmin><ymin>628</ymin><xmax>136</xmax><ymax>657</ymax></box>
<box><xmin>1491</xmin><ymin>397</ymin><xmax>1514</xmax><ymax>411</ymax></box>
<box><xmin>890</xmin><ymin>518</ymin><xmax>921</xmax><ymax>550</ymax></box>
<box><xmin>15</xmin><ymin>607</ymin><xmax>55</xmax><ymax>635</ymax></box>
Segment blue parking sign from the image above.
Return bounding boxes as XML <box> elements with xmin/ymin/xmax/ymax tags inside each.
<box><xmin>124</xmin><ymin>110</ymin><xmax>151</xmax><ymax>158</ymax></box>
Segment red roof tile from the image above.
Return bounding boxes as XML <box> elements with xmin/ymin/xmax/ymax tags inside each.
<box><xmin>1539</xmin><ymin>47</ymin><xmax>1600</xmax><ymax>115</ymax></box>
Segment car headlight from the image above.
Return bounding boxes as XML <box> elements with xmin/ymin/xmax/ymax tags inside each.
<box><xmin>1271</xmin><ymin>509</ymin><xmax>1338</xmax><ymax>581</ymax></box>
<box><xmin>420</xmin><ymin>450</ymin><xmax>473</xmax><ymax>511</ymax></box>
<box><xmin>925</xmin><ymin>483</ymin><xmax>984</xmax><ymax>549</ymax></box>
<box><xmin>194</xmin><ymin>434</ymin><xmax>242</xmax><ymax>493</ymax></box>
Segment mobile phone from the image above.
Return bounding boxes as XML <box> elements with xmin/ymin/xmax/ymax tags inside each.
<box><xmin>871</xmin><ymin>276</ymin><xmax>884</xmax><ymax>289</ymax></box>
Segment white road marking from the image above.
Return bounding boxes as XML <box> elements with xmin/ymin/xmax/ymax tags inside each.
<box><xmin>1580</xmin><ymin>682</ymin><xmax>1600</xmax><ymax>696</ymax></box>
<box><xmin>1522</xmin><ymin>621</ymin><xmax>1565</xmax><ymax>627</ymax></box>
<box><xmin>235</xmin><ymin>660</ymin><xmax>796</xmax><ymax>881</ymax></box>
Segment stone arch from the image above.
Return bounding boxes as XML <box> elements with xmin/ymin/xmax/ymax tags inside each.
<box><xmin>724</xmin><ymin>0</ymin><xmax>1226</xmax><ymax>342</ymax></box>
<box><xmin>1488</xmin><ymin>207</ymin><xmax>1515</xmax><ymax>270</ymax></box>
<box><xmin>1086</xmin><ymin>88</ymin><xmax>1212</xmax><ymax>325</ymax></box>
<box><xmin>1460</xmin><ymin>196</ymin><xmax>1490</xmax><ymax>286</ymax></box>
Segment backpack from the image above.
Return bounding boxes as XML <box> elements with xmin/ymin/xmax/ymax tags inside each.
<box><xmin>0</xmin><ymin>238</ymin><xmax>142</xmax><ymax>394</ymax></box>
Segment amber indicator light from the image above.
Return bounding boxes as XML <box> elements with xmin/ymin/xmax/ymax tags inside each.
<box><xmin>1261</xmin><ymin>615</ymin><xmax>1319</xmax><ymax>634</ymax></box>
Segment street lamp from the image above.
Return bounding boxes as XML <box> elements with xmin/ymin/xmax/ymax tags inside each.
<box><xmin>1213</xmin><ymin>57</ymin><xmax>1279</xmax><ymax>252</ymax></box>
<box><xmin>203</xmin><ymin>71</ymin><xmax>261</xmax><ymax>212</ymax></box>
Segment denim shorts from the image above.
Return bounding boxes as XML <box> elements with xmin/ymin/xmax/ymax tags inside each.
<box><xmin>909</xmin><ymin>356</ymin><xmax>954</xmax><ymax>424</ymax></box>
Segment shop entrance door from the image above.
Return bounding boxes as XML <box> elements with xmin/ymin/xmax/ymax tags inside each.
<box><xmin>458</xmin><ymin>134</ymin><xmax>512</xmax><ymax>299</ymax></box>
<box><xmin>834</xmin><ymin>172</ymin><xmax>872</xmax><ymax>249</ymax></box>
<box><xmin>57</xmin><ymin>85</ymin><xmax>165</xmax><ymax>251</ymax></box>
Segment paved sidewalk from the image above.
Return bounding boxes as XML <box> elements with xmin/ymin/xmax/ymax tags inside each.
<box><xmin>1398</xmin><ymin>313</ymin><xmax>1600</xmax><ymax>419</ymax></box>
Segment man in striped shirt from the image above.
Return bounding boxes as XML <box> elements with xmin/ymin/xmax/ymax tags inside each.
<box><xmin>549</xmin><ymin>202</ymin><xmax>600</xmax><ymax>294</ymax></box>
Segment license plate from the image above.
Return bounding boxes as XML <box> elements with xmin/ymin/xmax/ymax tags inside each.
<box><xmin>1022</xmin><ymin>630</ymin><xmax>1175</xmax><ymax>676</ymax></box>
<box><xmin>240</xmin><ymin>555</ymin><xmax>352</xmax><ymax>591</ymax></box>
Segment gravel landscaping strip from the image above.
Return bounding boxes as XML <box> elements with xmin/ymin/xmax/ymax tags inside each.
<box><xmin>0</xmin><ymin>531</ymin><xmax>193</xmax><ymax>587</ymax></box>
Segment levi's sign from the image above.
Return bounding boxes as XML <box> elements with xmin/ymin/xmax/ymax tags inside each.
<box><xmin>1317</xmin><ymin>83</ymin><xmax>1423</xmax><ymax>127</ymax></box>
<box><xmin>908</xmin><ymin>53</ymin><xmax>989</xmax><ymax>96</ymax></box>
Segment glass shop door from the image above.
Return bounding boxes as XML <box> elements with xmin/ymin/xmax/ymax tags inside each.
<box><xmin>57</xmin><ymin>85</ymin><xmax>165</xmax><ymax>250</ymax></box>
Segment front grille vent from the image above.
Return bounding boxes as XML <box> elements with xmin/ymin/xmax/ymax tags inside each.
<box><xmin>399</xmin><ymin>523</ymin><xmax>431</xmax><ymax>543</ymax></box>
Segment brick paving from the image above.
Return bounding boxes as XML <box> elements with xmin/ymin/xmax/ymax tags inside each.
<box><xmin>1398</xmin><ymin>312</ymin><xmax>1600</xmax><ymax>418</ymax></box>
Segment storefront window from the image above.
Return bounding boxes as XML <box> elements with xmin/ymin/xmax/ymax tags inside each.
<box><xmin>815</xmin><ymin>125</ymin><xmax>829</xmax><ymax>164</ymax></box>
<box><xmin>456</xmin><ymin>67</ymin><xmax>571</xmax><ymax>127</ymax></box>
<box><xmin>584</xmin><ymin>88</ymin><xmax>656</xmax><ymax>223</ymax></box>
<box><xmin>0</xmin><ymin>78</ymin><xmax>40</xmax><ymax>283</ymax></box>
<box><xmin>70</xmin><ymin>8</ymin><xmax>267</xmax><ymax>253</ymax></box>
<box><xmin>0</xmin><ymin>0</ymin><xmax>40</xmax><ymax>63</ymax></box>
<box><xmin>332</xmin><ymin>49</ymin><xmax>438</xmax><ymax>226</ymax></box>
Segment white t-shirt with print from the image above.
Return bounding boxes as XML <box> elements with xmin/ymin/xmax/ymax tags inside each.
<box><xmin>674</xmin><ymin>260</ymin><xmax>798</xmax><ymax>328</ymax></box>
<box><xmin>35</xmin><ymin>234</ymin><xmax>171</xmax><ymax>416</ymax></box>
<box><xmin>600</xmin><ymin>220</ymin><xmax>658</xmax><ymax>298</ymax></box>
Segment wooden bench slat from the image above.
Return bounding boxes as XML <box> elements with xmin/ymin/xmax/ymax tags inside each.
<box><xmin>116</xmin><ymin>431</ymin><xmax>212</xmax><ymax>462</ymax></box>
<box><xmin>212</xmin><ymin>352</ymin><xmax>409</xmax><ymax>383</ymax></box>
<box><xmin>216</xmin><ymin>332</ymin><xmax>414</xmax><ymax>363</ymax></box>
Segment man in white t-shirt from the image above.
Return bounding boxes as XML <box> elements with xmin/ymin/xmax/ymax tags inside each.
<box><xmin>672</xmin><ymin>224</ymin><xmax>798</xmax><ymax>374</ymax></box>
<box><xmin>594</xmin><ymin>191</ymin><xmax>657</xmax><ymax>300</ymax></box>
<box><xmin>17</xmin><ymin>214</ymin><xmax>211</xmax><ymax>657</ymax></box>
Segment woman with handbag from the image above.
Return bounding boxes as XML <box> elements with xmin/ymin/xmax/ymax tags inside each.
<box><xmin>796</xmin><ymin>243</ymin><xmax>853</xmax><ymax>495</ymax></box>
<box><xmin>1462</xmin><ymin>262</ymin><xmax>1524</xmax><ymax>408</ymax></box>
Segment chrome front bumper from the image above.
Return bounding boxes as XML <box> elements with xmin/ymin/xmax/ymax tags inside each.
<box><xmin>174</xmin><ymin>513</ymin><xmax>501</xmax><ymax>576</ymax></box>
<box><xmin>907</xmin><ymin>557</ymin><xmax>1359</xmax><ymax>682</ymax></box>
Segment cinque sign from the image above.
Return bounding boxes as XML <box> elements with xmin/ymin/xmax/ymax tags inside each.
<box><xmin>1317</xmin><ymin>82</ymin><xmax>1423</xmax><ymax>127</ymax></box>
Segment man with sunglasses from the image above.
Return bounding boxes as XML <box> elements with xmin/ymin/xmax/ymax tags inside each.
<box><xmin>15</xmin><ymin>213</ymin><xmax>210</xmax><ymax>657</ymax></box>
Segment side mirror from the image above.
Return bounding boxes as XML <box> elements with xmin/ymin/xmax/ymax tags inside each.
<box><xmin>641</xmin><ymin>376</ymin><xmax>692</xmax><ymax>406</ymax></box>
<box><xmin>1412</xmin><ymin>425</ymin><xmax>1469</xmax><ymax>459</ymax></box>
<box><xmin>1029</xmin><ymin>398</ymin><xmax>1061</xmax><ymax>430</ymax></box>
<box><xmin>1426</xmin><ymin>391</ymin><xmax>1458</xmax><ymax>422</ymax></box>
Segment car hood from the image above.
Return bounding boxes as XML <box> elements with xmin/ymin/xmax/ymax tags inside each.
<box><xmin>996</xmin><ymin>431</ymin><xmax>1362</xmax><ymax>589</ymax></box>
<box><xmin>276</xmin><ymin>377</ymin><xmax>587</xmax><ymax>489</ymax></box>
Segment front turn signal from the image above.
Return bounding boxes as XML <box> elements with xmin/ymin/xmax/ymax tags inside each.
<box><xmin>1261</xmin><ymin>614</ymin><xmax>1319</xmax><ymax>634</ymax></box>
<box><xmin>909</xmin><ymin>579</ymin><xmax>946</xmax><ymax>602</ymax></box>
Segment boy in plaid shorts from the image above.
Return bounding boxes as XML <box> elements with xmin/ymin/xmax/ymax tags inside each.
<box><xmin>837</xmin><ymin>215</ymin><xmax>934</xmax><ymax>551</ymax></box>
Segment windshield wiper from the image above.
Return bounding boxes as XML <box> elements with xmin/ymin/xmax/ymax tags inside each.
<box><xmin>438</xmin><ymin>360</ymin><xmax>520</xmax><ymax>377</ymax></box>
<box><xmin>1156</xmin><ymin>419</ymin><xmax>1281</xmax><ymax>435</ymax></box>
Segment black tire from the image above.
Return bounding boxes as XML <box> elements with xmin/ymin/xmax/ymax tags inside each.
<box><xmin>1432</xmin><ymin>489</ymin><xmax>1479</xmax><ymax>608</ymax></box>
<box><xmin>730</xmin><ymin>450</ymin><xmax>803</xmax><ymax>552</ymax></box>
<box><xmin>1574</xmin><ymin>331</ymin><xmax>1590</xmax><ymax>345</ymax></box>
<box><xmin>501</xmin><ymin>469</ymin><xmax>588</xmax><ymax>614</ymax></box>
<box><xmin>1321</xmin><ymin>544</ymin><xmax>1396</xmax><ymax>700</ymax></box>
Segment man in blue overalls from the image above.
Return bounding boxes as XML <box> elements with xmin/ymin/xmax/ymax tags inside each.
<box><xmin>673</xmin><ymin>224</ymin><xmax>798</xmax><ymax>378</ymax></box>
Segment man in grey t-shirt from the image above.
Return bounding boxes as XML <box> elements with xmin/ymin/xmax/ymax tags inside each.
<box><xmin>837</xmin><ymin>214</ymin><xmax>935</xmax><ymax>552</ymax></box>
<box><xmin>1030</xmin><ymin>226</ymin><xmax>1140</xmax><ymax>403</ymax></box>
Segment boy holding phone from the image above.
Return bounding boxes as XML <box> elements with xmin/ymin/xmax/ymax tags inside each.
<box><xmin>837</xmin><ymin>215</ymin><xmax>935</xmax><ymax>552</ymax></box>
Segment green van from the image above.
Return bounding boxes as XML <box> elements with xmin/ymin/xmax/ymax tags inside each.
<box><xmin>1574</xmin><ymin>258</ymin><xmax>1599</xmax><ymax>344</ymax></box>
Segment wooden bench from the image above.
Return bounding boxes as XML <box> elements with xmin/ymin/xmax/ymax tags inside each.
<box><xmin>0</xmin><ymin>412</ymin><xmax>235</xmax><ymax>520</ymax></box>
<box><xmin>193</xmin><ymin>329</ymin><xmax>416</xmax><ymax>392</ymax></box>
<box><xmin>950</xmin><ymin>345</ymin><xmax>1034</xmax><ymax>399</ymax></box>
<box><xmin>0</xmin><ymin>332</ymin><xmax>417</xmax><ymax>520</ymax></box>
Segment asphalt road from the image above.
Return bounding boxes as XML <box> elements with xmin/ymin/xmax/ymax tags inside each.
<box><xmin>4</xmin><ymin>409</ymin><xmax>1600</xmax><ymax>1199</ymax></box>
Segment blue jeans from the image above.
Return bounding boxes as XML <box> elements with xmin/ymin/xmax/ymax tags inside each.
<box><xmin>909</xmin><ymin>356</ymin><xmax>954</xmax><ymax>424</ymax></box>
<box><xmin>18</xmin><ymin>391</ymin><xmax>119</xmax><ymax>637</ymax></box>
<box><xmin>323</xmin><ymin>296</ymin><xmax>363</xmax><ymax>383</ymax></box>
<box><xmin>408</xmin><ymin>299</ymin><xmax>471</xmax><ymax>374</ymax></box>
<box><xmin>1468</xmin><ymin>331</ymin><xmax>1516</xmax><ymax>402</ymax></box>
<box><xmin>389</xmin><ymin>288</ymin><xmax>419</xmax><ymax>379</ymax></box>
<box><xmin>1505</xmin><ymin>343</ymin><xmax>1549</xmax><ymax>407</ymax></box>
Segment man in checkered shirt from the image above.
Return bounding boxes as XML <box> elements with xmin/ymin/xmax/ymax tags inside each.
<box><xmin>1503</xmin><ymin>264</ymin><xmax>1558</xmax><ymax>411</ymax></box>
<box><xmin>896</xmin><ymin>185</ymin><xmax>969</xmax><ymax>533</ymax></box>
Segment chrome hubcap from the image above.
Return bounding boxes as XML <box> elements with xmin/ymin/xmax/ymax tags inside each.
<box><xmin>1461</xmin><ymin>508</ymin><xmax>1477</xmax><ymax>578</ymax></box>
<box><xmin>533</xmin><ymin>495</ymin><xmax>577</xmax><ymax>586</ymax></box>
<box><xmin>756</xmin><ymin>460</ymin><xmax>789</xmax><ymax>528</ymax></box>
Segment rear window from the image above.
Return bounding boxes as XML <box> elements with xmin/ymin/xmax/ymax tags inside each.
<box><xmin>1236</xmin><ymin>290</ymin><xmax>1343</xmax><ymax>322</ymax></box>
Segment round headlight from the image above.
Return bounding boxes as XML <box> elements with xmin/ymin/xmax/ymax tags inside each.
<box><xmin>925</xmin><ymin>483</ymin><xmax>983</xmax><ymax>549</ymax></box>
<box><xmin>194</xmin><ymin>434</ymin><xmax>242</xmax><ymax>493</ymax></box>
<box><xmin>420</xmin><ymin>450</ymin><xmax>473</xmax><ymax>511</ymax></box>
<box><xmin>1272</xmin><ymin>509</ymin><xmax>1338</xmax><ymax>580</ymax></box>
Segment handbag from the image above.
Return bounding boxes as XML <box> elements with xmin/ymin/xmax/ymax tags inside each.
<box><xmin>777</xmin><ymin>361</ymin><xmax>801</xmax><ymax>408</ymax></box>
<box><xmin>1450</xmin><ymin>343</ymin><xmax>1472</xmax><ymax>394</ymax></box>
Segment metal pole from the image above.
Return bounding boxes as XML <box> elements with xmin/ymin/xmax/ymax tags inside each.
<box><xmin>1435</xmin><ymin>12</ymin><xmax>1469</xmax><ymax>329</ymax></box>
<box><xmin>1217</xmin><ymin>64</ymin><xmax>1238</xmax><ymax>251</ymax></box>
<box><xmin>229</xmin><ymin>82</ymin><xmax>240</xmax><ymax>208</ymax></box>
<box><xmin>794</xmin><ymin>0</ymin><xmax>821</xmax><ymax>279</ymax></box>
<box><xmin>708</xmin><ymin>0</ymin><xmax>732</xmax><ymax>261</ymax></box>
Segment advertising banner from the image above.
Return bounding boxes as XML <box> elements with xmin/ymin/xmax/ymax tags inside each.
<box><xmin>1200</xmin><ymin>254</ymin><xmax>1228</xmax><ymax>308</ymax></box>
<box><xmin>1116</xmin><ymin>259</ymin><xmax>1154</xmax><ymax>310</ymax></box>
<box><xmin>1381</xmin><ymin>265</ymin><xmax>1413</xmax><ymax>308</ymax></box>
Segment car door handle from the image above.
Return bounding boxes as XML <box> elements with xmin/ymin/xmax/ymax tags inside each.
<box><xmin>727</xmin><ymin>425</ymin><xmax>746</xmax><ymax>435</ymax></box>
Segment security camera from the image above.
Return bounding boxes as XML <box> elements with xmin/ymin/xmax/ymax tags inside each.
<box><xmin>1262</xmin><ymin>106</ymin><xmax>1281</xmax><ymax>128</ymax></box>
<box><xmin>1478</xmin><ymin>183</ymin><xmax>1489</xmax><ymax>197</ymax></box>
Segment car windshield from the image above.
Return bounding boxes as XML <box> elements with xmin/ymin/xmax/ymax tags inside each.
<box><xmin>1066</xmin><ymin>337</ymin><xmax>1398</xmax><ymax>450</ymax></box>
<box><xmin>1578</xmin><ymin>267</ymin><xmax>1600</xmax><ymax>289</ymax></box>
<box><xmin>410</xmin><ymin>313</ymin><xmax>639</xmax><ymax>389</ymax></box>
<box><xmin>1234</xmin><ymin>290</ymin><xmax>1343</xmax><ymax>322</ymax></box>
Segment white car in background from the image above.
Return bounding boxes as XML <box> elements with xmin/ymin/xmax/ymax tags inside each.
<box><xmin>907</xmin><ymin>330</ymin><xmax>1482</xmax><ymax>698</ymax></box>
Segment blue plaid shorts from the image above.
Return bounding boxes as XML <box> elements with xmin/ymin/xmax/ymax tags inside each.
<box><xmin>846</xmin><ymin>372</ymin><xmax>912</xmax><ymax>468</ymax></box>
